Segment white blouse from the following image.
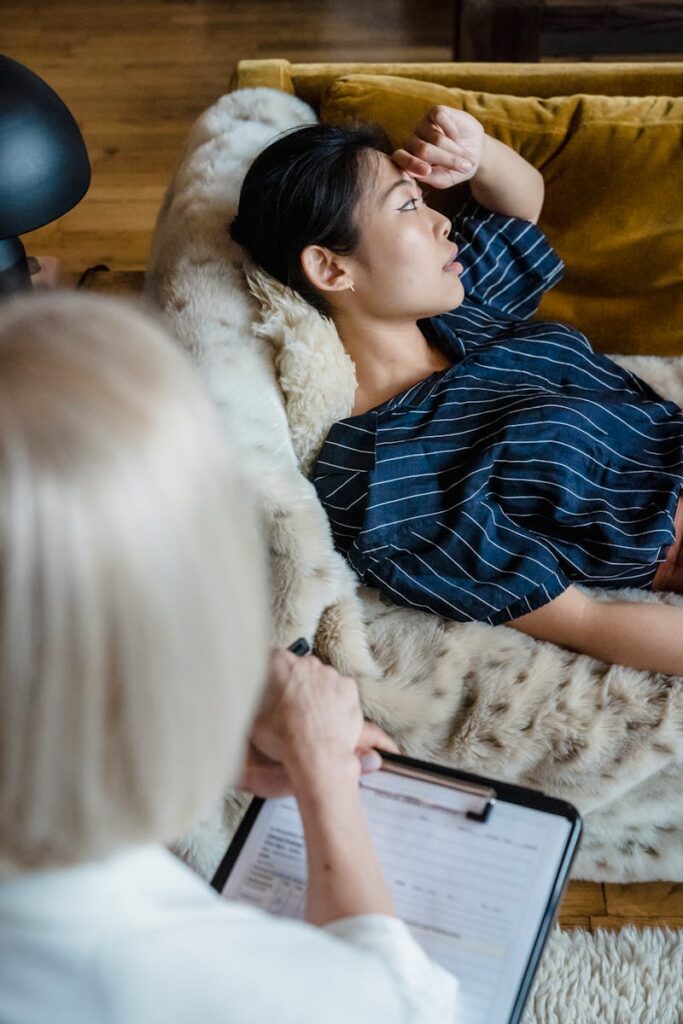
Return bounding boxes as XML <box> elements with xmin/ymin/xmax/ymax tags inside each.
<box><xmin>0</xmin><ymin>843</ymin><xmax>458</xmax><ymax>1023</ymax></box>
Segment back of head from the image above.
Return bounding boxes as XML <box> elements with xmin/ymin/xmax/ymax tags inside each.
<box><xmin>228</xmin><ymin>120</ymin><xmax>392</xmax><ymax>316</ymax></box>
<box><xmin>0</xmin><ymin>290</ymin><xmax>269</xmax><ymax>874</ymax></box>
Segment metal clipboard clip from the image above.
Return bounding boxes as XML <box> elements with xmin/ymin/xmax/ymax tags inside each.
<box><xmin>362</xmin><ymin>758</ymin><xmax>497</xmax><ymax>824</ymax></box>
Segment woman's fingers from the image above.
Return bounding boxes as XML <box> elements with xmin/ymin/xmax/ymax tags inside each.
<box><xmin>357</xmin><ymin>721</ymin><xmax>401</xmax><ymax>755</ymax></box>
<box><xmin>393</xmin><ymin>146</ymin><xmax>473</xmax><ymax>181</ymax></box>
<box><xmin>413</xmin><ymin>119</ymin><xmax>475</xmax><ymax>160</ymax></box>
<box><xmin>392</xmin><ymin>148</ymin><xmax>432</xmax><ymax>176</ymax></box>
<box><xmin>239</xmin><ymin>716</ymin><xmax>400</xmax><ymax>795</ymax></box>
<box><xmin>392</xmin><ymin>150</ymin><xmax>459</xmax><ymax>185</ymax></box>
<box><xmin>356</xmin><ymin>721</ymin><xmax>400</xmax><ymax>775</ymax></box>
<box><xmin>237</xmin><ymin>761</ymin><xmax>294</xmax><ymax>799</ymax></box>
<box><xmin>398</xmin><ymin>132</ymin><xmax>476</xmax><ymax>172</ymax></box>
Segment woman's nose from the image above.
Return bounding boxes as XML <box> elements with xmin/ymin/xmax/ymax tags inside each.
<box><xmin>438</xmin><ymin>211</ymin><xmax>451</xmax><ymax>238</ymax></box>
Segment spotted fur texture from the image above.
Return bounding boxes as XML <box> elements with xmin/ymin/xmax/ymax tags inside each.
<box><xmin>146</xmin><ymin>87</ymin><xmax>683</xmax><ymax>884</ymax></box>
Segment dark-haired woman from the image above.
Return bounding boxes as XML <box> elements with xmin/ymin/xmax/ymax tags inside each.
<box><xmin>230</xmin><ymin>107</ymin><xmax>683</xmax><ymax>678</ymax></box>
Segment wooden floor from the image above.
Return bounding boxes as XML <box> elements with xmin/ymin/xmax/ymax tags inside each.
<box><xmin>561</xmin><ymin>881</ymin><xmax>683</xmax><ymax>932</ymax></box>
<box><xmin>6</xmin><ymin>0</ymin><xmax>683</xmax><ymax>932</ymax></box>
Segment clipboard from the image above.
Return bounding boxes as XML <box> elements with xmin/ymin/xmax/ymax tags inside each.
<box><xmin>211</xmin><ymin>748</ymin><xmax>582</xmax><ymax>1024</ymax></box>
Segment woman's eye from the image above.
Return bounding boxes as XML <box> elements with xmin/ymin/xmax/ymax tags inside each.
<box><xmin>401</xmin><ymin>195</ymin><xmax>425</xmax><ymax>211</ymax></box>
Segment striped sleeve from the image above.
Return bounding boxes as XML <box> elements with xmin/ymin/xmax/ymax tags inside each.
<box><xmin>352</xmin><ymin>499</ymin><xmax>571</xmax><ymax>626</ymax></box>
<box><xmin>449</xmin><ymin>195</ymin><xmax>565</xmax><ymax>320</ymax></box>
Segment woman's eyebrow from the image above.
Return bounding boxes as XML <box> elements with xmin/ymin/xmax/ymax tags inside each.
<box><xmin>380</xmin><ymin>179</ymin><xmax>423</xmax><ymax>205</ymax></box>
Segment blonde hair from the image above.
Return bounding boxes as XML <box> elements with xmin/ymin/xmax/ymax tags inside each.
<box><xmin>0</xmin><ymin>290</ymin><xmax>270</xmax><ymax>873</ymax></box>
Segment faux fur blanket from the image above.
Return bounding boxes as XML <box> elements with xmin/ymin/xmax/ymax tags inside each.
<box><xmin>145</xmin><ymin>86</ymin><xmax>683</xmax><ymax>884</ymax></box>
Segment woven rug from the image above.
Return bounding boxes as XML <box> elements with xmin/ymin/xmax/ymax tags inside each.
<box><xmin>144</xmin><ymin>85</ymin><xmax>683</xmax><ymax>886</ymax></box>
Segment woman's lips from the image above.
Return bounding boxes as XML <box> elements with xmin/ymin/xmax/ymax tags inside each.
<box><xmin>442</xmin><ymin>245</ymin><xmax>461</xmax><ymax>272</ymax></box>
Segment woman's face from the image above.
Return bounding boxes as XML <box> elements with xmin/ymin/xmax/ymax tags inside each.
<box><xmin>315</xmin><ymin>150</ymin><xmax>465</xmax><ymax>321</ymax></box>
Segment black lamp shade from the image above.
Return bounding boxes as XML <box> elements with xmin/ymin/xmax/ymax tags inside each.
<box><xmin>0</xmin><ymin>54</ymin><xmax>91</xmax><ymax>240</ymax></box>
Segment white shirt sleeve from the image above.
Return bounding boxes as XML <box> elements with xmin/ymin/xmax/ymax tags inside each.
<box><xmin>0</xmin><ymin>845</ymin><xmax>460</xmax><ymax>1024</ymax></box>
<box><xmin>323</xmin><ymin>913</ymin><xmax>458</xmax><ymax>1022</ymax></box>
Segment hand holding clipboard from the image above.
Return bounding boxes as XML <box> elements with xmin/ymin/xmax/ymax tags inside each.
<box><xmin>219</xmin><ymin>638</ymin><xmax>582</xmax><ymax>1024</ymax></box>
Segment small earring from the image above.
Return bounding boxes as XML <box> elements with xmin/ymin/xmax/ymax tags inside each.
<box><xmin>348</xmin><ymin>282</ymin><xmax>355</xmax><ymax>292</ymax></box>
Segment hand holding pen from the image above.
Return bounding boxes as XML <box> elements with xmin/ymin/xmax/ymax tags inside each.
<box><xmin>235</xmin><ymin>639</ymin><xmax>400</xmax><ymax>799</ymax></box>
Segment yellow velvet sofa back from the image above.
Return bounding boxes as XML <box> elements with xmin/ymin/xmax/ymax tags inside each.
<box><xmin>231</xmin><ymin>59</ymin><xmax>683</xmax><ymax>357</ymax></box>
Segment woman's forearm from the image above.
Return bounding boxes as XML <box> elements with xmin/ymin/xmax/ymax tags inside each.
<box><xmin>509</xmin><ymin>585</ymin><xmax>683</xmax><ymax>677</ymax></box>
<box><xmin>469</xmin><ymin>134</ymin><xmax>545</xmax><ymax>224</ymax></box>
<box><xmin>582</xmin><ymin>598</ymin><xmax>683</xmax><ymax>677</ymax></box>
<box><xmin>287</xmin><ymin>750</ymin><xmax>395</xmax><ymax>927</ymax></box>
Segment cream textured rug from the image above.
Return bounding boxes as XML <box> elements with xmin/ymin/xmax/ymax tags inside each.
<box><xmin>145</xmin><ymin>86</ymin><xmax>683</xmax><ymax>886</ymax></box>
<box><xmin>523</xmin><ymin>926</ymin><xmax>683</xmax><ymax>1023</ymax></box>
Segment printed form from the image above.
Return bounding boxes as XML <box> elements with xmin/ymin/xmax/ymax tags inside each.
<box><xmin>220</xmin><ymin>767</ymin><xmax>572</xmax><ymax>1024</ymax></box>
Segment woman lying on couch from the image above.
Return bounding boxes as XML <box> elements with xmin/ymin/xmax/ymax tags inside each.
<box><xmin>229</xmin><ymin>106</ymin><xmax>683</xmax><ymax>678</ymax></box>
<box><xmin>0</xmin><ymin>292</ymin><xmax>455</xmax><ymax>1024</ymax></box>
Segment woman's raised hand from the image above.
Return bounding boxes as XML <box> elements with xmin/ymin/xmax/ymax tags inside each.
<box><xmin>235</xmin><ymin>647</ymin><xmax>400</xmax><ymax>799</ymax></box>
<box><xmin>392</xmin><ymin>104</ymin><xmax>485</xmax><ymax>189</ymax></box>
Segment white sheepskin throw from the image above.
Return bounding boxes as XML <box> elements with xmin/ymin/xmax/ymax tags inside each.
<box><xmin>145</xmin><ymin>86</ymin><xmax>683</xmax><ymax>885</ymax></box>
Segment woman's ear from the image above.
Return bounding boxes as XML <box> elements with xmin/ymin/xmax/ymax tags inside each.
<box><xmin>300</xmin><ymin>244</ymin><xmax>352</xmax><ymax>296</ymax></box>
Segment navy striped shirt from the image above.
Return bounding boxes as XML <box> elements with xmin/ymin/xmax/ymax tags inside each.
<box><xmin>311</xmin><ymin>195</ymin><xmax>683</xmax><ymax>626</ymax></box>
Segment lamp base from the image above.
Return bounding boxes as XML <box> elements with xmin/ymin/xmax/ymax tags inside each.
<box><xmin>0</xmin><ymin>238</ymin><xmax>32</xmax><ymax>296</ymax></box>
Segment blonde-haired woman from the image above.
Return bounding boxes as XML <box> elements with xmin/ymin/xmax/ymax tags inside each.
<box><xmin>0</xmin><ymin>291</ymin><xmax>456</xmax><ymax>1024</ymax></box>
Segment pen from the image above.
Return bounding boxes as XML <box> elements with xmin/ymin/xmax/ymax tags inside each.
<box><xmin>287</xmin><ymin>637</ymin><xmax>310</xmax><ymax>657</ymax></box>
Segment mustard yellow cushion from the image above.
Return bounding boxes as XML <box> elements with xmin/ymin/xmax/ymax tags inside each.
<box><xmin>321</xmin><ymin>74</ymin><xmax>683</xmax><ymax>356</ymax></box>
